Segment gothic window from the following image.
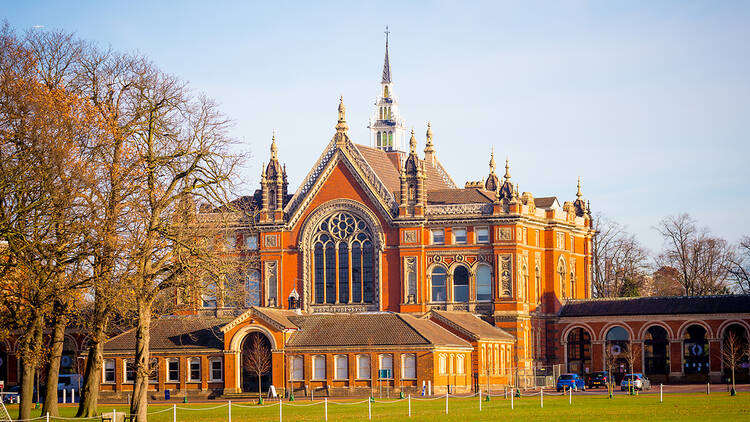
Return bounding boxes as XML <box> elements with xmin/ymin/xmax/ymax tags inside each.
<box><xmin>269</xmin><ymin>189</ymin><xmax>276</xmax><ymax>209</ymax></box>
<box><xmin>453</xmin><ymin>266</ymin><xmax>469</xmax><ymax>302</ymax></box>
<box><xmin>476</xmin><ymin>265</ymin><xmax>492</xmax><ymax>301</ymax></box>
<box><xmin>377</xmin><ymin>131</ymin><xmax>382</xmax><ymax>147</ymax></box>
<box><xmin>408</xmin><ymin>183</ymin><xmax>415</xmax><ymax>202</ymax></box>
<box><xmin>388</xmin><ymin>131</ymin><xmax>393</xmax><ymax>147</ymax></box>
<box><xmin>383</xmin><ymin>85</ymin><xmax>389</xmax><ymax>98</ymax></box>
<box><xmin>431</xmin><ymin>266</ymin><xmax>447</xmax><ymax>302</ymax></box>
<box><xmin>312</xmin><ymin>212</ymin><xmax>374</xmax><ymax>304</ymax></box>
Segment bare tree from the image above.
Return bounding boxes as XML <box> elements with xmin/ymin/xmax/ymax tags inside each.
<box><xmin>621</xmin><ymin>342</ymin><xmax>642</xmax><ymax>393</ymax></box>
<box><xmin>244</xmin><ymin>335</ymin><xmax>271</xmax><ymax>401</ymax></box>
<box><xmin>592</xmin><ymin>214</ymin><xmax>650</xmax><ymax>298</ymax></box>
<box><xmin>728</xmin><ymin>235</ymin><xmax>750</xmax><ymax>294</ymax></box>
<box><xmin>722</xmin><ymin>331</ymin><xmax>746</xmax><ymax>395</ymax></box>
<box><xmin>655</xmin><ymin>214</ymin><xmax>733</xmax><ymax>296</ymax></box>
<box><xmin>651</xmin><ymin>266</ymin><xmax>684</xmax><ymax>296</ymax></box>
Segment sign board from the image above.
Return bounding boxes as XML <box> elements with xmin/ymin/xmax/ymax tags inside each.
<box><xmin>267</xmin><ymin>385</ymin><xmax>277</xmax><ymax>398</ymax></box>
<box><xmin>378</xmin><ymin>369</ymin><xmax>391</xmax><ymax>379</ymax></box>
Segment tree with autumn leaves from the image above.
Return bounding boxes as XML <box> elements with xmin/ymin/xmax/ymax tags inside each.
<box><xmin>1</xmin><ymin>24</ymin><xmax>245</xmax><ymax>421</ymax></box>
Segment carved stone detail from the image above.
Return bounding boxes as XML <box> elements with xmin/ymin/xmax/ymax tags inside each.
<box><xmin>499</xmin><ymin>254</ymin><xmax>512</xmax><ymax>296</ymax></box>
<box><xmin>264</xmin><ymin>234</ymin><xmax>278</xmax><ymax>248</ymax></box>
<box><xmin>403</xmin><ymin>229</ymin><xmax>418</xmax><ymax>244</ymax></box>
<box><xmin>498</xmin><ymin>227</ymin><xmax>512</xmax><ymax>240</ymax></box>
<box><xmin>426</xmin><ymin>203</ymin><xmax>493</xmax><ymax>216</ymax></box>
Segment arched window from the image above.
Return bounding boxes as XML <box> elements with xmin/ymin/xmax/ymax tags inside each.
<box><xmin>388</xmin><ymin>131</ymin><xmax>393</xmax><ymax>147</ymax></box>
<box><xmin>606</xmin><ymin>326</ymin><xmax>630</xmax><ymax>382</ymax></box>
<box><xmin>644</xmin><ymin>326</ymin><xmax>669</xmax><ymax>375</ymax></box>
<box><xmin>683</xmin><ymin>325</ymin><xmax>709</xmax><ymax>374</ymax></box>
<box><xmin>377</xmin><ymin>131</ymin><xmax>382</xmax><ymax>147</ymax></box>
<box><xmin>453</xmin><ymin>266</ymin><xmax>469</xmax><ymax>302</ymax></box>
<box><xmin>570</xmin><ymin>271</ymin><xmax>576</xmax><ymax>299</ymax></box>
<box><xmin>312</xmin><ymin>212</ymin><xmax>374</xmax><ymax>304</ymax></box>
<box><xmin>431</xmin><ymin>266</ymin><xmax>447</xmax><ymax>302</ymax></box>
<box><xmin>557</xmin><ymin>259</ymin><xmax>567</xmax><ymax>299</ymax></box>
<box><xmin>383</xmin><ymin>85</ymin><xmax>389</xmax><ymax>98</ymax></box>
<box><xmin>476</xmin><ymin>265</ymin><xmax>492</xmax><ymax>301</ymax></box>
<box><xmin>269</xmin><ymin>189</ymin><xmax>276</xmax><ymax>209</ymax></box>
<box><xmin>566</xmin><ymin>327</ymin><xmax>591</xmax><ymax>375</ymax></box>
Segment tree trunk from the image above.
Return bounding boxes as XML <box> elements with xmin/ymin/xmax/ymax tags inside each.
<box><xmin>42</xmin><ymin>310</ymin><xmax>68</xmax><ymax>416</ymax></box>
<box><xmin>130</xmin><ymin>302</ymin><xmax>152</xmax><ymax>422</ymax></box>
<box><xmin>76</xmin><ymin>317</ymin><xmax>107</xmax><ymax>417</ymax></box>
<box><xmin>258</xmin><ymin>373</ymin><xmax>262</xmax><ymax>399</ymax></box>
<box><xmin>19</xmin><ymin>315</ymin><xmax>44</xmax><ymax>421</ymax></box>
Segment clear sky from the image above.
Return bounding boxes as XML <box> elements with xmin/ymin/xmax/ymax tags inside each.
<box><xmin>4</xmin><ymin>1</ymin><xmax>750</xmax><ymax>252</ymax></box>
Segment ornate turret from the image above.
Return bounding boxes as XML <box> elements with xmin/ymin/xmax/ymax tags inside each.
<box><xmin>484</xmin><ymin>147</ymin><xmax>499</xmax><ymax>191</ymax></box>
<box><xmin>260</xmin><ymin>132</ymin><xmax>287</xmax><ymax>222</ymax></box>
<box><xmin>334</xmin><ymin>96</ymin><xmax>351</xmax><ymax>147</ymax></box>
<box><xmin>369</xmin><ymin>27</ymin><xmax>408</xmax><ymax>155</ymax></box>
<box><xmin>399</xmin><ymin>129</ymin><xmax>426</xmax><ymax>217</ymax></box>
<box><xmin>496</xmin><ymin>158</ymin><xmax>516</xmax><ymax>201</ymax></box>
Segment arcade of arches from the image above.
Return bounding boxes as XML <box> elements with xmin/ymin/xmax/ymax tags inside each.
<box><xmin>559</xmin><ymin>315</ymin><xmax>750</xmax><ymax>383</ymax></box>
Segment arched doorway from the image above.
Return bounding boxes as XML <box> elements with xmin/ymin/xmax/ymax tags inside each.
<box><xmin>722</xmin><ymin>324</ymin><xmax>749</xmax><ymax>384</ymax></box>
<box><xmin>683</xmin><ymin>325</ymin><xmax>709</xmax><ymax>376</ymax></box>
<box><xmin>605</xmin><ymin>326</ymin><xmax>630</xmax><ymax>384</ymax></box>
<box><xmin>241</xmin><ymin>332</ymin><xmax>273</xmax><ymax>395</ymax></box>
<box><xmin>566</xmin><ymin>327</ymin><xmax>591</xmax><ymax>375</ymax></box>
<box><xmin>644</xmin><ymin>326</ymin><xmax>670</xmax><ymax>380</ymax></box>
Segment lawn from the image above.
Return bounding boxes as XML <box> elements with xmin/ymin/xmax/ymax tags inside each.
<box><xmin>5</xmin><ymin>393</ymin><xmax>750</xmax><ymax>421</ymax></box>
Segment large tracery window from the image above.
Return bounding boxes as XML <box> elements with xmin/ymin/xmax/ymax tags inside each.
<box><xmin>313</xmin><ymin>212</ymin><xmax>374</xmax><ymax>304</ymax></box>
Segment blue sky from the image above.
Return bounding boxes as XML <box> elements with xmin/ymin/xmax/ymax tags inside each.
<box><xmin>4</xmin><ymin>1</ymin><xmax>750</xmax><ymax>252</ymax></box>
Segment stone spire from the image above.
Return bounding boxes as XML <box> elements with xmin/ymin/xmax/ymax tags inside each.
<box><xmin>576</xmin><ymin>176</ymin><xmax>583</xmax><ymax>200</ymax></box>
<box><xmin>382</xmin><ymin>26</ymin><xmax>391</xmax><ymax>84</ymax></box>
<box><xmin>574</xmin><ymin>176</ymin><xmax>587</xmax><ymax>217</ymax></box>
<box><xmin>270</xmin><ymin>130</ymin><xmax>278</xmax><ymax>160</ymax></box>
<box><xmin>503</xmin><ymin>158</ymin><xmax>511</xmax><ymax>181</ymax></box>
<box><xmin>424</xmin><ymin>122</ymin><xmax>435</xmax><ymax>165</ymax></box>
<box><xmin>484</xmin><ymin>147</ymin><xmax>499</xmax><ymax>191</ymax></box>
<box><xmin>336</xmin><ymin>96</ymin><xmax>348</xmax><ymax>133</ymax></box>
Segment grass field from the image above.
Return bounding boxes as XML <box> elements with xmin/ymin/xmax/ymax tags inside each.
<box><xmin>5</xmin><ymin>393</ymin><xmax>750</xmax><ymax>421</ymax></box>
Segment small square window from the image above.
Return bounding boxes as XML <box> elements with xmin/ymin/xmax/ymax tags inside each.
<box><xmin>246</xmin><ymin>234</ymin><xmax>258</xmax><ymax>250</ymax></box>
<box><xmin>476</xmin><ymin>228</ymin><xmax>489</xmax><ymax>243</ymax></box>
<box><xmin>454</xmin><ymin>228</ymin><xmax>467</xmax><ymax>244</ymax></box>
<box><xmin>432</xmin><ymin>229</ymin><xmax>445</xmax><ymax>245</ymax></box>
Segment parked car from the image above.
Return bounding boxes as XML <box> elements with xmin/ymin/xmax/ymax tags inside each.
<box><xmin>620</xmin><ymin>373</ymin><xmax>651</xmax><ymax>391</ymax></box>
<box><xmin>556</xmin><ymin>373</ymin><xmax>586</xmax><ymax>392</ymax></box>
<box><xmin>587</xmin><ymin>371</ymin><xmax>610</xmax><ymax>389</ymax></box>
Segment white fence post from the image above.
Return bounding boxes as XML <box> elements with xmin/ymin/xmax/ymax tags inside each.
<box><xmin>511</xmin><ymin>389</ymin><xmax>514</xmax><ymax>410</ymax></box>
<box><xmin>368</xmin><ymin>397</ymin><xmax>371</xmax><ymax>420</ymax></box>
<box><xmin>569</xmin><ymin>385</ymin><xmax>572</xmax><ymax>404</ymax></box>
<box><xmin>228</xmin><ymin>400</ymin><xmax>231</xmax><ymax>422</ymax></box>
<box><xmin>660</xmin><ymin>384</ymin><xmax>663</xmax><ymax>403</ymax></box>
<box><xmin>445</xmin><ymin>391</ymin><xmax>448</xmax><ymax>414</ymax></box>
<box><xmin>113</xmin><ymin>409</ymin><xmax>116</xmax><ymax>422</ymax></box>
<box><xmin>325</xmin><ymin>397</ymin><xmax>328</xmax><ymax>421</ymax></box>
<box><xmin>46</xmin><ymin>412</ymin><xmax>49</xmax><ymax>422</ymax></box>
<box><xmin>173</xmin><ymin>403</ymin><xmax>176</xmax><ymax>422</ymax></box>
<box><xmin>479</xmin><ymin>389</ymin><xmax>482</xmax><ymax>411</ymax></box>
<box><xmin>541</xmin><ymin>387</ymin><xmax>543</xmax><ymax>408</ymax></box>
<box><xmin>62</xmin><ymin>389</ymin><xmax>66</xmax><ymax>404</ymax></box>
<box><xmin>408</xmin><ymin>394</ymin><xmax>411</xmax><ymax>417</ymax></box>
<box><xmin>707</xmin><ymin>382</ymin><xmax>710</xmax><ymax>395</ymax></box>
<box><xmin>279</xmin><ymin>398</ymin><xmax>282</xmax><ymax>422</ymax></box>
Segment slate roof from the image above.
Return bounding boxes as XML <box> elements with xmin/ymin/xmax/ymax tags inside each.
<box><xmin>427</xmin><ymin>189</ymin><xmax>494</xmax><ymax>205</ymax></box>
<box><xmin>429</xmin><ymin>310</ymin><xmax>515</xmax><ymax>341</ymax></box>
<box><xmin>104</xmin><ymin>317</ymin><xmax>230</xmax><ymax>352</ymax></box>
<box><xmin>534</xmin><ymin>197</ymin><xmax>558</xmax><ymax>208</ymax></box>
<box><xmin>252</xmin><ymin>307</ymin><xmax>300</xmax><ymax>330</ymax></box>
<box><xmin>354</xmin><ymin>144</ymin><xmax>459</xmax><ymax>197</ymax></box>
<box><xmin>286</xmin><ymin>312</ymin><xmax>470</xmax><ymax>348</ymax></box>
<box><xmin>559</xmin><ymin>295</ymin><xmax>750</xmax><ymax>317</ymax></box>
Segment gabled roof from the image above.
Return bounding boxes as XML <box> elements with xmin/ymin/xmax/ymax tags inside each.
<box><xmin>104</xmin><ymin>317</ymin><xmax>230</xmax><ymax>352</ymax></box>
<box><xmin>534</xmin><ymin>197</ymin><xmax>559</xmax><ymax>209</ymax></box>
<box><xmin>221</xmin><ymin>306</ymin><xmax>299</xmax><ymax>333</ymax></box>
<box><xmin>559</xmin><ymin>295</ymin><xmax>750</xmax><ymax>317</ymax></box>
<box><xmin>428</xmin><ymin>310</ymin><xmax>515</xmax><ymax>341</ymax></box>
<box><xmin>285</xmin><ymin>312</ymin><xmax>470</xmax><ymax>348</ymax></box>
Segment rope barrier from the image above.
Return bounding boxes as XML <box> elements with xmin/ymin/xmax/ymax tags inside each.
<box><xmin>411</xmin><ymin>396</ymin><xmax>444</xmax><ymax>401</ymax></box>
<box><xmin>283</xmin><ymin>401</ymin><xmax>324</xmax><ymax>407</ymax></box>
<box><xmin>175</xmin><ymin>403</ymin><xmax>228</xmax><ymax>411</ymax></box>
<box><xmin>231</xmin><ymin>402</ymin><xmax>280</xmax><ymax>409</ymax></box>
<box><xmin>146</xmin><ymin>407</ymin><xmax>175</xmax><ymax>415</ymax></box>
<box><xmin>49</xmin><ymin>415</ymin><xmax>102</xmax><ymax>420</ymax></box>
<box><xmin>372</xmin><ymin>399</ymin><xmax>403</xmax><ymax>405</ymax></box>
<box><xmin>329</xmin><ymin>399</ymin><xmax>370</xmax><ymax>406</ymax></box>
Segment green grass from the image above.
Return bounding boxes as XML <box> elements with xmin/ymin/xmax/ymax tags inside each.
<box><xmin>6</xmin><ymin>393</ymin><xmax>750</xmax><ymax>421</ymax></box>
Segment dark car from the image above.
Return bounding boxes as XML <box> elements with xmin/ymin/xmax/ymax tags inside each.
<box><xmin>587</xmin><ymin>371</ymin><xmax>610</xmax><ymax>389</ymax></box>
